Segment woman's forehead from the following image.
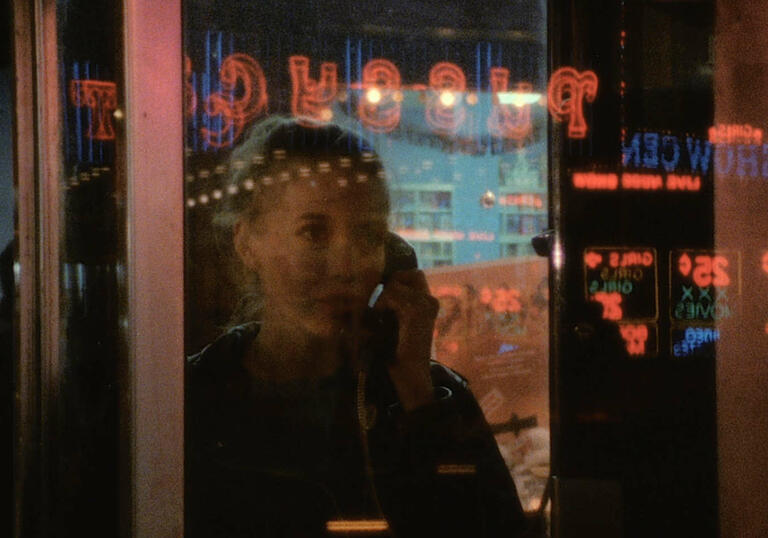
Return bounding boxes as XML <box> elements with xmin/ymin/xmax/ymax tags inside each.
<box><xmin>275</xmin><ymin>177</ymin><xmax>388</xmax><ymax>216</ymax></box>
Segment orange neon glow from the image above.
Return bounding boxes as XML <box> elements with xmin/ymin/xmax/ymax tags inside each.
<box><xmin>289</xmin><ymin>55</ymin><xmax>338</xmax><ymax>126</ymax></box>
<box><xmin>184</xmin><ymin>55</ymin><xmax>197</xmax><ymax>117</ymax></box>
<box><xmin>547</xmin><ymin>67</ymin><xmax>598</xmax><ymax>139</ymax></box>
<box><xmin>358</xmin><ymin>59</ymin><xmax>401</xmax><ymax>133</ymax></box>
<box><xmin>762</xmin><ymin>252</ymin><xmax>768</xmax><ymax>275</ymax></box>
<box><xmin>432</xmin><ymin>285</ymin><xmax>463</xmax><ymax>298</ymax></box>
<box><xmin>69</xmin><ymin>80</ymin><xmax>118</xmax><ymax>140</ymax></box>
<box><xmin>691</xmin><ymin>255</ymin><xmax>731</xmax><ymax>288</ymax></box>
<box><xmin>201</xmin><ymin>53</ymin><xmax>268</xmax><ymax>148</ymax></box>
<box><xmin>621</xmin><ymin>173</ymin><xmax>663</xmax><ymax>190</ymax></box>
<box><xmin>425</xmin><ymin>62</ymin><xmax>466</xmax><ymax>135</ymax></box>
<box><xmin>584</xmin><ymin>251</ymin><xmax>603</xmax><ymax>269</ymax></box>
<box><xmin>326</xmin><ymin>520</ymin><xmax>389</xmax><ymax>533</ymax></box>
<box><xmin>592</xmin><ymin>291</ymin><xmax>623</xmax><ymax>321</ymax></box>
<box><xmin>572</xmin><ymin>172</ymin><xmax>618</xmax><ymax>190</ymax></box>
<box><xmin>608</xmin><ymin>250</ymin><xmax>654</xmax><ymax>268</ymax></box>
<box><xmin>487</xmin><ymin>68</ymin><xmax>532</xmax><ymax>140</ymax></box>
<box><xmin>678</xmin><ymin>253</ymin><xmax>692</xmax><ymax>277</ymax></box>
<box><xmin>479</xmin><ymin>287</ymin><xmax>522</xmax><ymax>313</ymax></box>
<box><xmin>708</xmin><ymin>123</ymin><xmax>763</xmax><ymax>145</ymax></box>
<box><xmin>666</xmin><ymin>174</ymin><xmax>701</xmax><ymax>191</ymax></box>
<box><xmin>619</xmin><ymin>324</ymin><xmax>649</xmax><ymax>356</ymax></box>
<box><xmin>498</xmin><ymin>193</ymin><xmax>544</xmax><ymax>208</ymax></box>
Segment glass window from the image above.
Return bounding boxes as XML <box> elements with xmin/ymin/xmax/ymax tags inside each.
<box><xmin>182</xmin><ymin>1</ymin><xmax>549</xmax><ymax>534</ymax></box>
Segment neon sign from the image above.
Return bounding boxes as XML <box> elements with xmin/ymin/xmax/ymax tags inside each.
<box><xmin>289</xmin><ymin>55</ymin><xmax>338</xmax><ymax>124</ymax></box>
<box><xmin>425</xmin><ymin>62</ymin><xmax>467</xmax><ymax>135</ymax></box>
<box><xmin>622</xmin><ymin>132</ymin><xmax>712</xmax><ymax>174</ymax></box>
<box><xmin>185</xmin><ymin>52</ymin><xmax>596</xmax><ymax>148</ymax></box>
<box><xmin>498</xmin><ymin>193</ymin><xmax>544</xmax><ymax>209</ymax></box>
<box><xmin>201</xmin><ymin>53</ymin><xmax>268</xmax><ymax>148</ymax></box>
<box><xmin>762</xmin><ymin>251</ymin><xmax>768</xmax><ymax>275</ymax></box>
<box><xmin>357</xmin><ymin>59</ymin><xmax>401</xmax><ymax>133</ymax></box>
<box><xmin>572</xmin><ymin>171</ymin><xmax>701</xmax><ymax>192</ymax></box>
<box><xmin>584</xmin><ymin>247</ymin><xmax>658</xmax><ymax>321</ymax></box>
<box><xmin>430</xmin><ymin>284</ymin><xmax>522</xmax><ymax>314</ymax></box>
<box><xmin>671</xmin><ymin>326</ymin><xmax>720</xmax><ymax>358</ymax></box>
<box><xmin>547</xmin><ymin>67</ymin><xmax>599</xmax><ymax>139</ymax></box>
<box><xmin>709</xmin><ymin>124</ymin><xmax>763</xmax><ymax>145</ymax></box>
<box><xmin>487</xmin><ymin>69</ymin><xmax>533</xmax><ymax>140</ymax></box>
<box><xmin>69</xmin><ymin>80</ymin><xmax>118</xmax><ymax>141</ymax></box>
<box><xmin>670</xmin><ymin>250</ymin><xmax>740</xmax><ymax>322</ymax></box>
<box><xmin>619</xmin><ymin>323</ymin><xmax>658</xmax><ymax>357</ymax></box>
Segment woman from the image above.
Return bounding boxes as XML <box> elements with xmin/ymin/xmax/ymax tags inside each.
<box><xmin>186</xmin><ymin>117</ymin><xmax>528</xmax><ymax>537</ymax></box>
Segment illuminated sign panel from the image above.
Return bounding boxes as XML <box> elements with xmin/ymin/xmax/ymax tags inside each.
<box><xmin>584</xmin><ymin>247</ymin><xmax>659</xmax><ymax>322</ymax></box>
<box><xmin>670</xmin><ymin>250</ymin><xmax>741</xmax><ymax>323</ymax></box>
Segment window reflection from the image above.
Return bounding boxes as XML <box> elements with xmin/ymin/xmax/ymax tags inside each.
<box><xmin>184</xmin><ymin>0</ymin><xmax>550</xmax><ymax>531</ymax></box>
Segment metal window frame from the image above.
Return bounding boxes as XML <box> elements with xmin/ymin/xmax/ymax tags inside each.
<box><xmin>123</xmin><ymin>1</ymin><xmax>184</xmax><ymax>535</ymax></box>
<box><xmin>13</xmin><ymin>0</ymin><xmax>185</xmax><ymax>536</ymax></box>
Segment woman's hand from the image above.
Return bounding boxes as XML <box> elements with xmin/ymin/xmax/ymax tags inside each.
<box><xmin>373</xmin><ymin>269</ymin><xmax>440</xmax><ymax>411</ymax></box>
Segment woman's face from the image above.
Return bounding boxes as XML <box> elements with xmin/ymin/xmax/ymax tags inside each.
<box><xmin>235</xmin><ymin>163</ymin><xmax>388</xmax><ymax>339</ymax></box>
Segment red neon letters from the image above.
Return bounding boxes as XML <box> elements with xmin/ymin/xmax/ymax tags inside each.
<box><xmin>592</xmin><ymin>291</ymin><xmax>623</xmax><ymax>321</ymax></box>
<box><xmin>185</xmin><ymin>52</ymin><xmax>601</xmax><ymax>146</ymax></box>
<box><xmin>289</xmin><ymin>55</ymin><xmax>338</xmax><ymax>125</ymax></box>
<box><xmin>184</xmin><ymin>55</ymin><xmax>197</xmax><ymax>117</ymax></box>
<box><xmin>69</xmin><ymin>80</ymin><xmax>118</xmax><ymax>140</ymax></box>
<box><xmin>572</xmin><ymin>172</ymin><xmax>619</xmax><ymax>190</ymax></box>
<box><xmin>487</xmin><ymin>68</ymin><xmax>532</xmax><ymax>140</ymax></box>
<box><xmin>201</xmin><ymin>53</ymin><xmax>268</xmax><ymax>148</ymax></box>
<box><xmin>547</xmin><ymin>67</ymin><xmax>599</xmax><ymax>139</ymax></box>
<box><xmin>425</xmin><ymin>62</ymin><xmax>467</xmax><ymax>135</ymax></box>
<box><xmin>573</xmin><ymin>171</ymin><xmax>701</xmax><ymax>192</ymax></box>
<box><xmin>619</xmin><ymin>324</ymin><xmax>649</xmax><ymax>356</ymax></box>
<box><xmin>762</xmin><ymin>252</ymin><xmax>768</xmax><ymax>275</ymax></box>
<box><xmin>358</xmin><ymin>59</ymin><xmax>402</xmax><ymax>133</ymax></box>
<box><xmin>677</xmin><ymin>253</ymin><xmax>730</xmax><ymax>288</ymax></box>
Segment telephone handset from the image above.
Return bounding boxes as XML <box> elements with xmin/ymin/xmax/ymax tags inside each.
<box><xmin>363</xmin><ymin>232</ymin><xmax>418</xmax><ymax>364</ymax></box>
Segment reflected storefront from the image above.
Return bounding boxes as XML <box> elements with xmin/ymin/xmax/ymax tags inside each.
<box><xmin>6</xmin><ymin>0</ymin><xmax>768</xmax><ymax>537</ymax></box>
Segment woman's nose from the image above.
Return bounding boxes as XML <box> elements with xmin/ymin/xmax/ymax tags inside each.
<box><xmin>326</xmin><ymin>236</ymin><xmax>358</xmax><ymax>280</ymax></box>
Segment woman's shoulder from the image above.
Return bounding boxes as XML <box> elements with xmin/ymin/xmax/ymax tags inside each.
<box><xmin>186</xmin><ymin>322</ymin><xmax>260</xmax><ymax>382</ymax></box>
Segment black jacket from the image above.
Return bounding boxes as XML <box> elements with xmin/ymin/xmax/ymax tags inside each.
<box><xmin>186</xmin><ymin>323</ymin><xmax>527</xmax><ymax>537</ymax></box>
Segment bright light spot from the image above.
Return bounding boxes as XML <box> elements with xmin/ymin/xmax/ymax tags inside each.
<box><xmin>212</xmin><ymin>189</ymin><xmax>222</xmax><ymax>200</ymax></box>
<box><xmin>186</xmin><ymin>198</ymin><xmax>196</xmax><ymax>208</ymax></box>
<box><xmin>466</xmin><ymin>93</ymin><xmax>478</xmax><ymax>105</ymax></box>
<box><xmin>243</xmin><ymin>179</ymin><xmax>255</xmax><ymax>190</ymax></box>
<box><xmin>198</xmin><ymin>194</ymin><xmax>209</xmax><ymax>205</ymax></box>
<box><xmin>227</xmin><ymin>185</ymin><xmax>239</xmax><ymax>195</ymax></box>
<box><xmin>113</xmin><ymin>109</ymin><xmax>124</xmax><ymax>120</ymax></box>
<box><xmin>320</xmin><ymin>108</ymin><xmax>333</xmax><ymax>121</ymax></box>
<box><xmin>439</xmin><ymin>91</ymin><xmax>456</xmax><ymax>107</ymax></box>
<box><xmin>553</xmin><ymin>237</ymin><xmax>564</xmax><ymax>270</ymax></box>
<box><xmin>326</xmin><ymin>520</ymin><xmax>389</xmax><ymax>532</ymax></box>
<box><xmin>497</xmin><ymin>92</ymin><xmax>542</xmax><ymax>107</ymax></box>
<box><xmin>365</xmin><ymin>88</ymin><xmax>382</xmax><ymax>104</ymax></box>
